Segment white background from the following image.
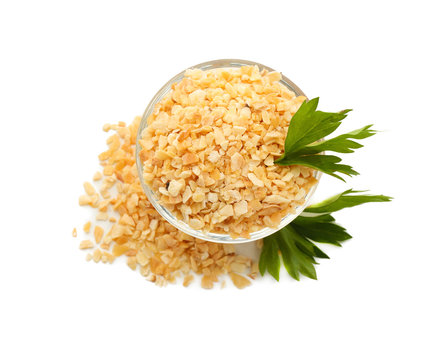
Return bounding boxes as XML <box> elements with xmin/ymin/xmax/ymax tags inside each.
<box><xmin>1</xmin><ymin>1</ymin><xmax>439</xmax><ymax>359</ymax></box>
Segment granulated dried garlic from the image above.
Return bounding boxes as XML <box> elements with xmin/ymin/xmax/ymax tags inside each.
<box><xmin>76</xmin><ymin>117</ymin><xmax>255</xmax><ymax>289</ymax></box>
<box><xmin>139</xmin><ymin>66</ymin><xmax>316</xmax><ymax>238</ymax></box>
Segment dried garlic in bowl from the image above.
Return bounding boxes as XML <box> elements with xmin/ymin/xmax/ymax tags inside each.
<box><xmin>136</xmin><ymin>59</ymin><xmax>321</xmax><ymax>243</ymax></box>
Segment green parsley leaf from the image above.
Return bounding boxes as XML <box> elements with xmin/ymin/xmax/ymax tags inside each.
<box><xmin>275</xmin><ymin>98</ymin><xmax>376</xmax><ymax>181</ymax></box>
<box><xmin>259</xmin><ymin>189</ymin><xmax>392</xmax><ymax>281</ymax></box>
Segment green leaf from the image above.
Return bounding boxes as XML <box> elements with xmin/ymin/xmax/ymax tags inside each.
<box><xmin>259</xmin><ymin>236</ymin><xmax>281</xmax><ymax>281</ymax></box>
<box><xmin>290</xmin><ymin>228</ymin><xmax>330</xmax><ymax>259</ymax></box>
<box><xmin>304</xmin><ymin>189</ymin><xmax>393</xmax><ymax>214</ymax></box>
<box><xmin>292</xmin><ymin>213</ymin><xmax>351</xmax><ymax>246</ymax></box>
<box><xmin>258</xmin><ymin>189</ymin><xmax>392</xmax><ymax>282</ymax></box>
<box><xmin>276</xmin><ymin>226</ymin><xmax>318</xmax><ymax>280</ymax></box>
<box><xmin>276</xmin><ymin>154</ymin><xmax>359</xmax><ymax>181</ymax></box>
<box><xmin>293</xmin><ymin>213</ymin><xmax>336</xmax><ymax>223</ymax></box>
<box><xmin>292</xmin><ymin>221</ymin><xmax>352</xmax><ymax>246</ymax></box>
<box><xmin>282</xmin><ymin>98</ymin><xmax>351</xmax><ymax>155</ymax></box>
<box><xmin>274</xmin><ymin>97</ymin><xmax>376</xmax><ymax>181</ymax></box>
<box><xmin>309</xmin><ymin>244</ymin><xmax>329</xmax><ymax>259</ymax></box>
<box><xmin>259</xmin><ymin>224</ymin><xmax>328</xmax><ymax>281</ymax></box>
<box><xmin>293</xmin><ymin>125</ymin><xmax>377</xmax><ymax>155</ymax></box>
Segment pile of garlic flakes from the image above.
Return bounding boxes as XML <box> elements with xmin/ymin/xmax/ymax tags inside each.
<box><xmin>74</xmin><ymin>116</ymin><xmax>256</xmax><ymax>289</ymax></box>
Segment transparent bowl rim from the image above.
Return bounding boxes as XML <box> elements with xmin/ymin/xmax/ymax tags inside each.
<box><xmin>135</xmin><ymin>59</ymin><xmax>321</xmax><ymax>243</ymax></box>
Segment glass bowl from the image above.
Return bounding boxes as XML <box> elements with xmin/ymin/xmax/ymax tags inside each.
<box><xmin>135</xmin><ymin>59</ymin><xmax>321</xmax><ymax>243</ymax></box>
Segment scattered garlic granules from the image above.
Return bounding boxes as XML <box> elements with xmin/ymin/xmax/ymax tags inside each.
<box><xmin>139</xmin><ymin>65</ymin><xmax>317</xmax><ymax>238</ymax></box>
<box><xmin>77</xmin><ymin>117</ymin><xmax>256</xmax><ymax>288</ymax></box>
